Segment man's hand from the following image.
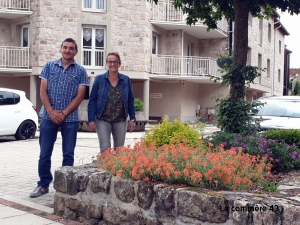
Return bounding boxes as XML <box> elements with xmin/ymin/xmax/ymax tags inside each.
<box><xmin>128</xmin><ymin>120</ymin><xmax>135</xmax><ymax>133</ymax></box>
<box><xmin>88</xmin><ymin>121</ymin><xmax>96</xmax><ymax>132</ymax></box>
<box><xmin>49</xmin><ymin>110</ymin><xmax>65</xmax><ymax>124</ymax></box>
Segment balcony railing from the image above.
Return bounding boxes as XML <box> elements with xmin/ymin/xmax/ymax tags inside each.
<box><xmin>82</xmin><ymin>48</ymin><xmax>105</xmax><ymax>67</ymax></box>
<box><xmin>151</xmin><ymin>55</ymin><xmax>223</xmax><ymax>78</ymax></box>
<box><xmin>0</xmin><ymin>46</ymin><xmax>30</xmax><ymax>69</ymax></box>
<box><xmin>0</xmin><ymin>0</ymin><xmax>31</xmax><ymax>10</ymax></box>
<box><xmin>151</xmin><ymin>1</ymin><xmax>228</xmax><ymax>33</ymax></box>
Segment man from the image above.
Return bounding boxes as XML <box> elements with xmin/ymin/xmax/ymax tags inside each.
<box><xmin>30</xmin><ymin>38</ymin><xmax>89</xmax><ymax>198</ymax></box>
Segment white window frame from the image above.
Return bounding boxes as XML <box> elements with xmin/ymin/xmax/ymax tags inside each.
<box><xmin>82</xmin><ymin>26</ymin><xmax>106</xmax><ymax>68</ymax></box>
<box><xmin>21</xmin><ymin>25</ymin><xmax>29</xmax><ymax>47</ymax></box>
<box><xmin>82</xmin><ymin>0</ymin><xmax>106</xmax><ymax>12</ymax></box>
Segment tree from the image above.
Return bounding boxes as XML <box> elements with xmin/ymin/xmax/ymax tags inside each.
<box><xmin>150</xmin><ymin>0</ymin><xmax>300</xmax><ymax>69</ymax></box>
<box><xmin>148</xmin><ymin>0</ymin><xmax>300</xmax><ymax>134</ymax></box>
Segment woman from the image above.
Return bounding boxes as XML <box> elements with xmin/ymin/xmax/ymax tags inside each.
<box><xmin>88</xmin><ymin>52</ymin><xmax>136</xmax><ymax>152</ymax></box>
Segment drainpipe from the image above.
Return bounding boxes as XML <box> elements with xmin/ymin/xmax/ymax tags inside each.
<box><xmin>272</xmin><ymin>22</ymin><xmax>281</xmax><ymax>96</ymax></box>
<box><xmin>229</xmin><ymin>19</ymin><xmax>233</xmax><ymax>56</ymax></box>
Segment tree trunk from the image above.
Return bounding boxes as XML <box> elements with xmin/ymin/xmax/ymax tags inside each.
<box><xmin>233</xmin><ymin>0</ymin><xmax>250</xmax><ymax>67</ymax></box>
<box><xmin>230</xmin><ymin>0</ymin><xmax>250</xmax><ymax>100</ymax></box>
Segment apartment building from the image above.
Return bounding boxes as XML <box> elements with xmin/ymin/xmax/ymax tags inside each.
<box><xmin>0</xmin><ymin>0</ymin><xmax>289</xmax><ymax>122</ymax></box>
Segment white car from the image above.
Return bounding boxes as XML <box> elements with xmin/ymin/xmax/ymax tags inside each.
<box><xmin>256</xmin><ymin>96</ymin><xmax>300</xmax><ymax>130</ymax></box>
<box><xmin>0</xmin><ymin>88</ymin><xmax>39</xmax><ymax>140</ymax></box>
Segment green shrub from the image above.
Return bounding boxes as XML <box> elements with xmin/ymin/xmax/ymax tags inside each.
<box><xmin>141</xmin><ymin>118</ymin><xmax>200</xmax><ymax>147</ymax></box>
<box><xmin>134</xmin><ymin>98</ymin><xmax>144</xmax><ymax>111</ymax></box>
<box><xmin>261</xmin><ymin>129</ymin><xmax>300</xmax><ymax>146</ymax></box>
<box><xmin>292</xmin><ymin>80</ymin><xmax>300</xmax><ymax>95</ymax></box>
<box><xmin>211</xmin><ymin>65</ymin><xmax>263</xmax><ymax>135</ymax></box>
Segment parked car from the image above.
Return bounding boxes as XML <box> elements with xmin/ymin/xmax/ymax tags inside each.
<box><xmin>0</xmin><ymin>88</ymin><xmax>38</xmax><ymax>140</ymax></box>
<box><xmin>256</xmin><ymin>96</ymin><xmax>300</xmax><ymax>130</ymax></box>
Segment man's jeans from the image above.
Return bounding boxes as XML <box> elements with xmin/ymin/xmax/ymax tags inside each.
<box><xmin>96</xmin><ymin>120</ymin><xmax>127</xmax><ymax>153</ymax></box>
<box><xmin>37</xmin><ymin>119</ymin><xmax>78</xmax><ymax>188</ymax></box>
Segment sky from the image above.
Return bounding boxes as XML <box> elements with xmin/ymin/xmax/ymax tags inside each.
<box><xmin>279</xmin><ymin>11</ymin><xmax>300</xmax><ymax>68</ymax></box>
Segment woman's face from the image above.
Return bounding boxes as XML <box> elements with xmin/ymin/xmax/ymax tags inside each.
<box><xmin>106</xmin><ymin>55</ymin><xmax>121</xmax><ymax>73</ymax></box>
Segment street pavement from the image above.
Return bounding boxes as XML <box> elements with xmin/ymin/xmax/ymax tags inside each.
<box><xmin>0</xmin><ymin>125</ymin><xmax>219</xmax><ymax>224</ymax></box>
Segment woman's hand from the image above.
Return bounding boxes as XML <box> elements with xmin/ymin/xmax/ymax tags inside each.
<box><xmin>128</xmin><ymin>120</ymin><xmax>135</xmax><ymax>133</ymax></box>
<box><xmin>88</xmin><ymin>121</ymin><xmax>96</xmax><ymax>132</ymax></box>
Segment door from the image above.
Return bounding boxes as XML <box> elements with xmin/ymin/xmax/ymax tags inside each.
<box><xmin>187</xmin><ymin>43</ymin><xmax>192</xmax><ymax>75</ymax></box>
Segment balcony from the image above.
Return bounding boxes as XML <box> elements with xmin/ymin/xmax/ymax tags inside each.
<box><xmin>151</xmin><ymin>1</ymin><xmax>228</xmax><ymax>39</ymax></box>
<box><xmin>0</xmin><ymin>46</ymin><xmax>32</xmax><ymax>73</ymax></box>
<box><xmin>82</xmin><ymin>48</ymin><xmax>105</xmax><ymax>68</ymax></box>
<box><xmin>151</xmin><ymin>55</ymin><xmax>223</xmax><ymax>79</ymax></box>
<box><xmin>0</xmin><ymin>0</ymin><xmax>33</xmax><ymax>19</ymax></box>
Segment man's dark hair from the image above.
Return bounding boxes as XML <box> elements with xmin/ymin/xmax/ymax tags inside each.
<box><xmin>61</xmin><ymin>38</ymin><xmax>78</xmax><ymax>51</ymax></box>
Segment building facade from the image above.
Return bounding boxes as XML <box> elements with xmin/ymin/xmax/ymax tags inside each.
<box><xmin>0</xmin><ymin>0</ymin><xmax>289</xmax><ymax>122</ymax></box>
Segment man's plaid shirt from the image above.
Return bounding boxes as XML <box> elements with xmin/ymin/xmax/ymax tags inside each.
<box><xmin>39</xmin><ymin>59</ymin><xmax>89</xmax><ymax>122</ymax></box>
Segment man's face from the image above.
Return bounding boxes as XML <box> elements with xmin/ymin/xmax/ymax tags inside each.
<box><xmin>60</xmin><ymin>42</ymin><xmax>78</xmax><ymax>61</ymax></box>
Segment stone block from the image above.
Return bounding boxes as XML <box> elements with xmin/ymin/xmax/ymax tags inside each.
<box><xmin>137</xmin><ymin>181</ymin><xmax>154</xmax><ymax>210</ymax></box>
<box><xmin>155</xmin><ymin>186</ymin><xmax>175</xmax><ymax>216</ymax></box>
<box><xmin>177</xmin><ymin>189</ymin><xmax>228</xmax><ymax>223</ymax></box>
<box><xmin>103</xmin><ymin>202</ymin><xmax>145</xmax><ymax>225</ymax></box>
<box><xmin>113</xmin><ymin>177</ymin><xmax>135</xmax><ymax>203</ymax></box>
<box><xmin>90</xmin><ymin>171</ymin><xmax>112</xmax><ymax>194</ymax></box>
<box><xmin>53</xmin><ymin>166</ymin><xmax>78</xmax><ymax>195</ymax></box>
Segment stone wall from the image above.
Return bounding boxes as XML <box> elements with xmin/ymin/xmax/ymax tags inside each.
<box><xmin>54</xmin><ymin>165</ymin><xmax>300</xmax><ymax>225</ymax></box>
<box><xmin>248</xmin><ymin>13</ymin><xmax>285</xmax><ymax>94</ymax></box>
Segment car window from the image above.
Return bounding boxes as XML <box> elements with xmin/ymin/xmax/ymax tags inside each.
<box><xmin>257</xmin><ymin>99</ymin><xmax>300</xmax><ymax>117</ymax></box>
<box><xmin>14</xmin><ymin>93</ymin><xmax>20</xmax><ymax>104</ymax></box>
<box><xmin>0</xmin><ymin>91</ymin><xmax>20</xmax><ymax>105</ymax></box>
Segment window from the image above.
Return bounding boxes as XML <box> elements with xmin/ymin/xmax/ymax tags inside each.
<box><xmin>82</xmin><ymin>0</ymin><xmax>105</xmax><ymax>11</ymax></box>
<box><xmin>268</xmin><ymin>23</ymin><xmax>271</xmax><ymax>42</ymax></box>
<box><xmin>253</xmin><ymin>94</ymin><xmax>257</xmax><ymax>101</ymax></box>
<box><xmin>82</xmin><ymin>27</ymin><xmax>105</xmax><ymax>67</ymax></box>
<box><xmin>259</xmin><ymin>19</ymin><xmax>263</xmax><ymax>45</ymax></box>
<box><xmin>247</xmin><ymin>47</ymin><xmax>251</xmax><ymax>65</ymax></box>
<box><xmin>21</xmin><ymin>25</ymin><xmax>29</xmax><ymax>47</ymax></box>
<box><xmin>258</xmin><ymin>54</ymin><xmax>262</xmax><ymax>84</ymax></box>
<box><xmin>0</xmin><ymin>91</ymin><xmax>20</xmax><ymax>105</ymax></box>
<box><xmin>267</xmin><ymin>59</ymin><xmax>270</xmax><ymax>78</ymax></box>
<box><xmin>278</xmin><ymin>69</ymin><xmax>281</xmax><ymax>82</ymax></box>
<box><xmin>279</xmin><ymin>40</ymin><xmax>282</xmax><ymax>54</ymax></box>
<box><xmin>258</xmin><ymin>54</ymin><xmax>262</xmax><ymax>69</ymax></box>
<box><xmin>152</xmin><ymin>35</ymin><xmax>158</xmax><ymax>54</ymax></box>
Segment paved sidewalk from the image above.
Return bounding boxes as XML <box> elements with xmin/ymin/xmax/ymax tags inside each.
<box><xmin>0</xmin><ymin>125</ymin><xmax>219</xmax><ymax>224</ymax></box>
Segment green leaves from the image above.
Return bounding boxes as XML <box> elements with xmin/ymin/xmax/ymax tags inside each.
<box><xmin>260</xmin><ymin>181</ymin><xmax>280</xmax><ymax>192</ymax></box>
<box><xmin>141</xmin><ymin>118</ymin><xmax>201</xmax><ymax>147</ymax></box>
<box><xmin>134</xmin><ymin>98</ymin><xmax>144</xmax><ymax>111</ymax></box>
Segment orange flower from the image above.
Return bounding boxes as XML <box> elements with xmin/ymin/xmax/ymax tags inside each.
<box><xmin>183</xmin><ymin>168</ymin><xmax>190</xmax><ymax>176</ymax></box>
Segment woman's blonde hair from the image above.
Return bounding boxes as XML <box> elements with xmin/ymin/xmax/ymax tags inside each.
<box><xmin>106</xmin><ymin>52</ymin><xmax>121</xmax><ymax>64</ymax></box>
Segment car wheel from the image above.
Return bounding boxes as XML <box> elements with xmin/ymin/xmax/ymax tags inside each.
<box><xmin>15</xmin><ymin>120</ymin><xmax>36</xmax><ymax>140</ymax></box>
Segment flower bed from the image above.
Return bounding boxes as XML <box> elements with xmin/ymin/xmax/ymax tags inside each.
<box><xmin>99</xmin><ymin>141</ymin><xmax>271</xmax><ymax>191</ymax></box>
<box><xmin>53</xmin><ymin>164</ymin><xmax>300</xmax><ymax>225</ymax></box>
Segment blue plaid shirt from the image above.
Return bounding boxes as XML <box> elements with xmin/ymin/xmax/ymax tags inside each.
<box><xmin>39</xmin><ymin>59</ymin><xmax>89</xmax><ymax>122</ymax></box>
